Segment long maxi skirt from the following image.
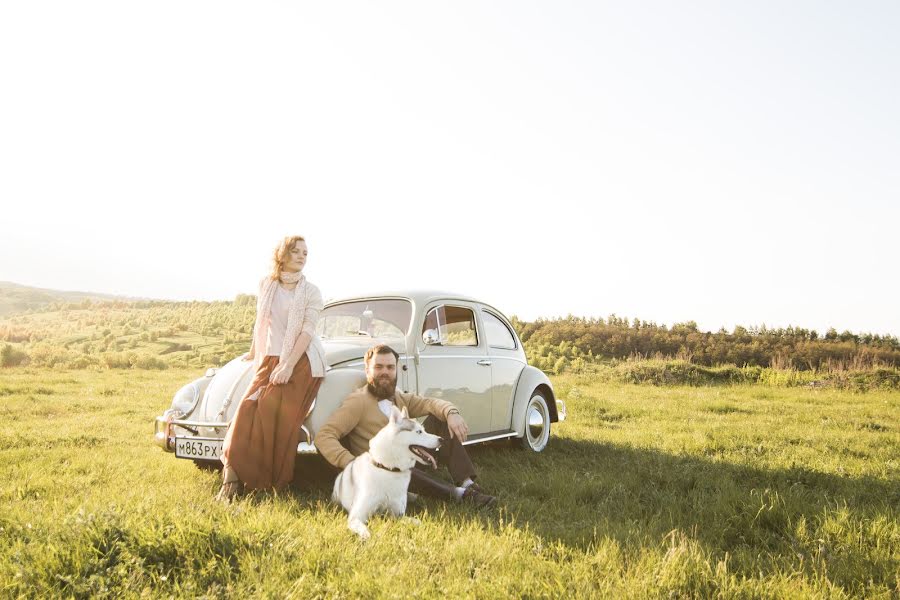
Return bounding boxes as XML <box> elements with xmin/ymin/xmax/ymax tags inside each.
<box><xmin>222</xmin><ymin>354</ymin><xmax>323</xmax><ymax>490</ymax></box>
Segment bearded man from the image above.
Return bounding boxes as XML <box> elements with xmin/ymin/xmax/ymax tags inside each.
<box><xmin>315</xmin><ymin>343</ymin><xmax>496</xmax><ymax>506</ymax></box>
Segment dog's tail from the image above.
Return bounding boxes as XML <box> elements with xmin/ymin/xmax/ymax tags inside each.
<box><xmin>333</xmin><ymin>455</ymin><xmax>361</xmax><ymax>511</ymax></box>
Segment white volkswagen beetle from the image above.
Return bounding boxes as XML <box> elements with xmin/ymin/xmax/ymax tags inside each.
<box><xmin>153</xmin><ymin>291</ymin><xmax>566</xmax><ymax>465</ymax></box>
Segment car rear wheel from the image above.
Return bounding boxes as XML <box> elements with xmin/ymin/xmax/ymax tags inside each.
<box><xmin>520</xmin><ymin>391</ymin><xmax>551</xmax><ymax>452</ymax></box>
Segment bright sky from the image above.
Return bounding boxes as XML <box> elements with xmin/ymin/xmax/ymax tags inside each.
<box><xmin>2</xmin><ymin>1</ymin><xmax>898</xmax><ymax>336</ymax></box>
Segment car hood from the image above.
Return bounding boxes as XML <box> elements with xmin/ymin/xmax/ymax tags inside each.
<box><xmin>321</xmin><ymin>339</ymin><xmax>369</xmax><ymax>366</ymax></box>
<box><xmin>321</xmin><ymin>338</ymin><xmax>407</xmax><ymax>367</ymax></box>
<box><xmin>191</xmin><ymin>338</ymin><xmax>406</xmax><ymax>425</ymax></box>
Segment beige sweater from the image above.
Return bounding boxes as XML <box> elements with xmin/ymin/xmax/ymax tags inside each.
<box><xmin>315</xmin><ymin>385</ymin><xmax>457</xmax><ymax>469</ymax></box>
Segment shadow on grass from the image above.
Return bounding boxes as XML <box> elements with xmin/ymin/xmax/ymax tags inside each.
<box><xmin>476</xmin><ymin>437</ymin><xmax>898</xmax><ymax>588</ymax></box>
<box><xmin>275</xmin><ymin>438</ymin><xmax>899</xmax><ymax>590</ymax></box>
<box><xmin>486</xmin><ymin>437</ymin><xmax>897</xmax><ymax>533</ymax></box>
<box><xmin>286</xmin><ymin>439</ymin><xmax>900</xmax><ymax>544</ymax></box>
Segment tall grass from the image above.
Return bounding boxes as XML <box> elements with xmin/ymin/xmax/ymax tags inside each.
<box><xmin>554</xmin><ymin>357</ymin><xmax>900</xmax><ymax>392</ymax></box>
<box><xmin>0</xmin><ymin>368</ymin><xmax>897</xmax><ymax>597</ymax></box>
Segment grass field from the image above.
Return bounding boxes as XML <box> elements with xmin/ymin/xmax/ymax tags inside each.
<box><xmin>0</xmin><ymin>368</ymin><xmax>898</xmax><ymax>598</ymax></box>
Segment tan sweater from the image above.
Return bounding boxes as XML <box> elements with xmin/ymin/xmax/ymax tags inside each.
<box><xmin>315</xmin><ymin>385</ymin><xmax>458</xmax><ymax>469</ymax></box>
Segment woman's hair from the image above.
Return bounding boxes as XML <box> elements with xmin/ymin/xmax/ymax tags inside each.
<box><xmin>269</xmin><ymin>235</ymin><xmax>306</xmax><ymax>281</ymax></box>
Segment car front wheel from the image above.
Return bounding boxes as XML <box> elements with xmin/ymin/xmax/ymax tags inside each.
<box><xmin>520</xmin><ymin>391</ymin><xmax>551</xmax><ymax>452</ymax></box>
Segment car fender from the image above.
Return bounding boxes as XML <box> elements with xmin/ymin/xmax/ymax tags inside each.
<box><xmin>195</xmin><ymin>358</ymin><xmax>256</xmax><ymax>424</ymax></box>
<box><xmin>511</xmin><ymin>366</ymin><xmax>557</xmax><ymax>437</ymax></box>
<box><xmin>305</xmin><ymin>367</ymin><xmax>368</xmax><ymax>440</ymax></box>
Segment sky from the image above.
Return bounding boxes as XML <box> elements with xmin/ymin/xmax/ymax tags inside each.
<box><xmin>1</xmin><ymin>1</ymin><xmax>898</xmax><ymax>336</ymax></box>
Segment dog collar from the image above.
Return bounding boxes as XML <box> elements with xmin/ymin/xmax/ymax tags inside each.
<box><xmin>370</xmin><ymin>459</ymin><xmax>402</xmax><ymax>473</ymax></box>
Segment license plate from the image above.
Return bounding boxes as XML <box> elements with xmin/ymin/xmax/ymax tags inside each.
<box><xmin>175</xmin><ymin>437</ymin><xmax>223</xmax><ymax>461</ymax></box>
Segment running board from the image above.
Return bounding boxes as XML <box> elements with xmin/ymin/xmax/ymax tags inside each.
<box><xmin>461</xmin><ymin>431</ymin><xmax>517</xmax><ymax>445</ymax></box>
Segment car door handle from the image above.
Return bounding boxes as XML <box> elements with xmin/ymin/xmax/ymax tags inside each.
<box><xmin>477</xmin><ymin>359</ymin><xmax>492</xmax><ymax>366</ymax></box>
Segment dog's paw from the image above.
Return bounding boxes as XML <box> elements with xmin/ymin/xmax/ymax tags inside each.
<box><xmin>349</xmin><ymin>519</ymin><xmax>371</xmax><ymax>540</ymax></box>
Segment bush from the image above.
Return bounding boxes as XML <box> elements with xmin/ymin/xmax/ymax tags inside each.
<box><xmin>1</xmin><ymin>343</ymin><xmax>29</xmax><ymax>367</ymax></box>
<box><xmin>101</xmin><ymin>351</ymin><xmax>169</xmax><ymax>370</ymax></box>
<box><xmin>605</xmin><ymin>360</ymin><xmax>822</xmax><ymax>388</ymax></box>
<box><xmin>133</xmin><ymin>354</ymin><xmax>168</xmax><ymax>370</ymax></box>
<box><xmin>825</xmin><ymin>368</ymin><xmax>900</xmax><ymax>391</ymax></box>
<box><xmin>69</xmin><ymin>355</ymin><xmax>101</xmax><ymax>369</ymax></box>
<box><xmin>28</xmin><ymin>344</ymin><xmax>74</xmax><ymax>368</ymax></box>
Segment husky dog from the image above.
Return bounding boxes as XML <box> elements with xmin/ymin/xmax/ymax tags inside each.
<box><xmin>332</xmin><ymin>405</ymin><xmax>442</xmax><ymax>539</ymax></box>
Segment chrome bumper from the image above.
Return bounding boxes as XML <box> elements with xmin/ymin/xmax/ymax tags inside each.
<box><xmin>153</xmin><ymin>414</ymin><xmax>318</xmax><ymax>457</ymax></box>
<box><xmin>556</xmin><ymin>399</ymin><xmax>567</xmax><ymax>422</ymax></box>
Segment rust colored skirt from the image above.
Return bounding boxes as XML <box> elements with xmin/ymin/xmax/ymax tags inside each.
<box><xmin>222</xmin><ymin>354</ymin><xmax>323</xmax><ymax>490</ymax></box>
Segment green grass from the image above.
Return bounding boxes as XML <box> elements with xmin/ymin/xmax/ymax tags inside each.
<box><xmin>0</xmin><ymin>369</ymin><xmax>898</xmax><ymax>598</ymax></box>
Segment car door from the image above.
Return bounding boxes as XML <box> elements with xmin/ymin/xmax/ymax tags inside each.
<box><xmin>482</xmin><ymin>309</ymin><xmax>527</xmax><ymax>432</ymax></box>
<box><xmin>415</xmin><ymin>302</ymin><xmax>493</xmax><ymax>436</ymax></box>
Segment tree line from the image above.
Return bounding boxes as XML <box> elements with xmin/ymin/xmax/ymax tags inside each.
<box><xmin>2</xmin><ymin>298</ymin><xmax>898</xmax><ymax>373</ymax></box>
<box><xmin>510</xmin><ymin>315</ymin><xmax>900</xmax><ymax>371</ymax></box>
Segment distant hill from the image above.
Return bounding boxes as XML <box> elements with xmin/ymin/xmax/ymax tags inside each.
<box><xmin>0</xmin><ymin>282</ymin><xmax>897</xmax><ymax>387</ymax></box>
<box><xmin>0</xmin><ymin>281</ymin><xmax>148</xmax><ymax>317</ymax></box>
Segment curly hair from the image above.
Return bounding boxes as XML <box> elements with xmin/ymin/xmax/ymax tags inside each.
<box><xmin>269</xmin><ymin>235</ymin><xmax>306</xmax><ymax>281</ymax></box>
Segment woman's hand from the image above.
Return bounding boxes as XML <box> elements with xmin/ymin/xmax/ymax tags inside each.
<box><xmin>242</xmin><ymin>352</ymin><xmax>255</xmax><ymax>362</ymax></box>
<box><xmin>269</xmin><ymin>362</ymin><xmax>292</xmax><ymax>385</ymax></box>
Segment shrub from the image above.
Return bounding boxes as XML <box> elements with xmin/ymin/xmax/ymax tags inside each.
<box><xmin>28</xmin><ymin>344</ymin><xmax>74</xmax><ymax>368</ymax></box>
<box><xmin>101</xmin><ymin>352</ymin><xmax>134</xmax><ymax>369</ymax></box>
<box><xmin>133</xmin><ymin>354</ymin><xmax>168</xmax><ymax>370</ymax></box>
<box><xmin>69</xmin><ymin>355</ymin><xmax>101</xmax><ymax>369</ymax></box>
<box><xmin>825</xmin><ymin>368</ymin><xmax>900</xmax><ymax>391</ymax></box>
<box><xmin>1</xmin><ymin>343</ymin><xmax>29</xmax><ymax>367</ymax></box>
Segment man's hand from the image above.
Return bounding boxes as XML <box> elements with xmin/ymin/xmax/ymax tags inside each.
<box><xmin>241</xmin><ymin>352</ymin><xmax>255</xmax><ymax>362</ymax></box>
<box><xmin>269</xmin><ymin>362</ymin><xmax>292</xmax><ymax>385</ymax></box>
<box><xmin>447</xmin><ymin>412</ymin><xmax>468</xmax><ymax>443</ymax></box>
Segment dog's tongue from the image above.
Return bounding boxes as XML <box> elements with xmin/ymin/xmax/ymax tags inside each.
<box><xmin>412</xmin><ymin>446</ymin><xmax>438</xmax><ymax>469</ymax></box>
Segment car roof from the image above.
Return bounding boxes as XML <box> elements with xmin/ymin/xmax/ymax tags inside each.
<box><xmin>325</xmin><ymin>290</ymin><xmax>480</xmax><ymax>307</ymax></box>
<box><xmin>323</xmin><ymin>290</ymin><xmax>517</xmax><ymax>326</ymax></box>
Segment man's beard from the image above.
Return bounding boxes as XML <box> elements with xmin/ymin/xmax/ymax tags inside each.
<box><xmin>367</xmin><ymin>374</ymin><xmax>397</xmax><ymax>399</ymax></box>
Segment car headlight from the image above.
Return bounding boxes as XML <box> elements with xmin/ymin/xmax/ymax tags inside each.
<box><xmin>171</xmin><ymin>381</ymin><xmax>201</xmax><ymax>415</ymax></box>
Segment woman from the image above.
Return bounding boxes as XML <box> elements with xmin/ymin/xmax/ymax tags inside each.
<box><xmin>216</xmin><ymin>235</ymin><xmax>326</xmax><ymax>501</ymax></box>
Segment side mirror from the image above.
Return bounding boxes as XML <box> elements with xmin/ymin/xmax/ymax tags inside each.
<box><xmin>422</xmin><ymin>329</ymin><xmax>441</xmax><ymax>346</ymax></box>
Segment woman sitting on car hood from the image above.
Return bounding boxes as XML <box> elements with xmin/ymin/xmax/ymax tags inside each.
<box><xmin>216</xmin><ymin>235</ymin><xmax>326</xmax><ymax>501</ymax></box>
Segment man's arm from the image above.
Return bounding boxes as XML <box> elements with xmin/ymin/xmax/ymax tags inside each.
<box><xmin>398</xmin><ymin>391</ymin><xmax>457</xmax><ymax>421</ymax></box>
<box><xmin>314</xmin><ymin>395</ymin><xmax>363</xmax><ymax>470</ymax></box>
<box><xmin>398</xmin><ymin>391</ymin><xmax>468</xmax><ymax>441</ymax></box>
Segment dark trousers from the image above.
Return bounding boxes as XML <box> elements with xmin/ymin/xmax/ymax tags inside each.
<box><xmin>408</xmin><ymin>416</ymin><xmax>477</xmax><ymax>500</ymax></box>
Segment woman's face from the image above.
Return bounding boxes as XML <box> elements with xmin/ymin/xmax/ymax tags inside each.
<box><xmin>282</xmin><ymin>240</ymin><xmax>308</xmax><ymax>273</ymax></box>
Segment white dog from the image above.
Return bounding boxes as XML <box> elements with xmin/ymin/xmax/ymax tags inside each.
<box><xmin>332</xmin><ymin>405</ymin><xmax>442</xmax><ymax>539</ymax></box>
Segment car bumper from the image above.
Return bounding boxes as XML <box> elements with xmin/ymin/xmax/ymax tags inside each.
<box><xmin>153</xmin><ymin>414</ymin><xmax>318</xmax><ymax>458</ymax></box>
<box><xmin>556</xmin><ymin>399</ymin><xmax>567</xmax><ymax>422</ymax></box>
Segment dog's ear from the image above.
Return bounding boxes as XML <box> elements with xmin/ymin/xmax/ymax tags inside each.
<box><xmin>389</xmin><ymin>405</ymin><xmax>403</xmax><ymax>424</ymax></box>
<box><xmin>401</xmin><ymin>406</ymin><xmax>409</xmax><ymax>420</ymax></box>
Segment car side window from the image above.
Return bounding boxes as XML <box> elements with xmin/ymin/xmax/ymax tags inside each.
<box><xmin>482</xmin><ymin>311</ymin><xmax>516</xmax><ymax>349</ymax></box>
<box><xmin>422</xmin><ymin>305</ymin><xmax>479</xmax><ymax>347</ymax></box>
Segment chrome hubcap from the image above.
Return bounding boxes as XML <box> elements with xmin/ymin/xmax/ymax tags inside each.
<box><xmin>526</xmin><ymin>398</ymin><xmax>548</xmax><ymax>449</ymax></box>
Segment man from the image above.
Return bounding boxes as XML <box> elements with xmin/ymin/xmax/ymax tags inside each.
<box><xmin>315</xmin><ymin>343</ymin><xmax>496</xmax><ymax>507</ymax></box>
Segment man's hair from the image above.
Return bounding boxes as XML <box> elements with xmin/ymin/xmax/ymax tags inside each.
<box><xmin>364</xmin><ymin>343</ymin><xmax>399</xmax><ymax>366</ymax></box>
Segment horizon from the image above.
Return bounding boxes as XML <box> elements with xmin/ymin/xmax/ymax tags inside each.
<box><xmin>2</xmin><ymin>2</ymin><xmax>898</xmax><ymax>338</ymax></box>
<box><xmin>3</xmin><ymin>279</ymin><xmax>896</xmax><ymax>339</ymax></box>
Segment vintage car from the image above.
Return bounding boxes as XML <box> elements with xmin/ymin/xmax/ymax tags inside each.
<box><xmin>153</xmin><ymin>291</ymin><xmax>566</xmax><ymax>465</ymax></box>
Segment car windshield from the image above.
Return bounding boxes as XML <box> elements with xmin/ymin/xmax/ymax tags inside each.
<box><xmin>317</xmin><ymin>299</ymin><xmax>412</xmax><ymax>341</ymax></box>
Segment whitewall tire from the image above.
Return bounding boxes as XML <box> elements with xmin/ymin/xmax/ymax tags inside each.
<box><xmin>520</xmin><ymin>391</ymin><xmax>551</xmax><ymax>452</ymax></box>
